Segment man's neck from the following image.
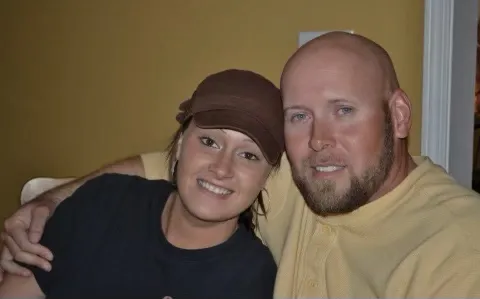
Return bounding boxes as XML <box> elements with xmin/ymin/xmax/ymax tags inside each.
<box><xmin>161</xmin><ymin>192</ymin><xmax>238</xmax><ymax>250</ymax></box>
<box><xmin>370</xmin><ymin>149</ymin><xmax>417</xmax><ymax>203</ymax></box>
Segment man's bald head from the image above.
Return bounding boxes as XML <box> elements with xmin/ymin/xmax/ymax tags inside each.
<box><xmin>281</xmin><ymin>32</ymin><xmax>413</xmax><ymax>216</ymax></box>
<box><xmin>282</xmin><ymin>31</ymin><xmax>399</xmax><ymax>98</ymax></box>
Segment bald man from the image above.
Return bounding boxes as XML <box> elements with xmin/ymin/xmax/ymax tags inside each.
<box><xmin>2</xmin><ymin>32</ymin><xmax>480</xmax><ymax>298</ymax></box>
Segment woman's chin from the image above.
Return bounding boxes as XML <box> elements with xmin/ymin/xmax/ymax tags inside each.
<box><xmin>184</xmin><ymin>206</ymin><xmax>236</xmax><ymax>225</ymax></box>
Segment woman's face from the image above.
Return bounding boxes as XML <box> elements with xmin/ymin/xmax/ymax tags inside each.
<box><xmin>175</xmin><ymin>122</ymin><xmax>273</xmax><ymax>224</ymax></box>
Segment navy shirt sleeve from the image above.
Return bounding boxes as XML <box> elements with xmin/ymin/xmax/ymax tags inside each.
<box><xmin>24</xmin><ymin>173</ymin><xmax>135</xmax><ymax>295</ymax></box>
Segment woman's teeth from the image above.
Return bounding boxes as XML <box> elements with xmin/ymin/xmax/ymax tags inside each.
<box><xmin>198</xmin><ymin>180</ymin><xmax>233</xmax><ymax>195</ymax></box>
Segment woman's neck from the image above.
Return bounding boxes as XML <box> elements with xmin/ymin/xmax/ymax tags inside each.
<box><xmin>161</xmin><ymin>192</ymin><xmax>238</xmax><ymax>250</ymax></box>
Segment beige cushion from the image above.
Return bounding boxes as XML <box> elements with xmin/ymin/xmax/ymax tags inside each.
<box><xmin>20</xmin><ymin>177</ymin><xmax>74</xmax><ymax>205</ymax></box>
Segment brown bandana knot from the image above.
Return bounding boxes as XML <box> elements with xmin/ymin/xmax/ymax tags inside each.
<box><xmin>175</xmin><ymin>99</ymin><xmax>193</xmax><ymax>124</ymax></box>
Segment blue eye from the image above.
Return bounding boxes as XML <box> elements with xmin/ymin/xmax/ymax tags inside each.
<box><xmin>199</xmin><ymin>136</ymin><xmax>219</xmax><ymax>148</ymax></box>
<box><xmin>338</xmin><ymin>107</ymin><xmax>354</xmax><ymax>115</ymax></box>
<box><xmin>290</xmin><ymin>113</ymin><xmax>308</xmax><ymax>122</ymax></box>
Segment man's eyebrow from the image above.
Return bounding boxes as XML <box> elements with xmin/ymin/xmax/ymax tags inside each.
<box><xmin>284</xmin><ymin>105</ymin><xmax>310</xmax><ymax>112</ymax></box>
<box><xmin>328</xmin><ymin>98</ymin><xmax>350</xmax><ymax>104</ymax></box>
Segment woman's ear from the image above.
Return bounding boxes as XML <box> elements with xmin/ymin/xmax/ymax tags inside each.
<box><xmin>175</xmin><ymin>134</ymin><xmax>184</xmax><ymax>160</ymax></box>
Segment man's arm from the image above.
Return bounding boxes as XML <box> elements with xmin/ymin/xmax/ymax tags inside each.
<box><xmin>395</xmin><ymin>249</ymin><xmax>480</xmax><ymax>298</ymax></box>
<box><xmin>36</xmin><ymin>155</ymin><xmax>146</xmax><ymax>206</ymax></box>
<box><xmin>2</xmin><ymin>173</ymin><xmax>124</xmax><ymax>297</ymax></box>
<box><xmin>0</xmin><ymin>155</ymin><xmax>146</xmax><ymax>279</ymax></box>
<box><xmin>0</xmin><ymin>274</ymin><xmax>44</xmax><ymax>298</ymax></box>
<box><xmin>424</xmin><ymin>253</ymin><xmax>480</xmax><ymax>297</ymax></box>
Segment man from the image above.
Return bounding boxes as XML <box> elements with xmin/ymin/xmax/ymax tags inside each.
<box><xmin>2</xmin><ymin>32</ymin><xmax>480</xmax><ymax>297</ymax></box>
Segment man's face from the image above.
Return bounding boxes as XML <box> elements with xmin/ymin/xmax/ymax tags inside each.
<box><xmin>282</xmin><ymin>50</ymin><xmax>394</xmax><ymax>215</ymax></box>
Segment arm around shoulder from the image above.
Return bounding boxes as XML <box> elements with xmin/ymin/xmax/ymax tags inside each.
<box><xmin>15</xmin><ymin>174</ymin><xmax>123</xmax><ymax>296</ymax></box>
<box><xmin>140</xmin><ymin>151</ymin><xmax>169</xmax><ymax>180</ymax></box>
<box><xmin>40</xmin><ymin>154</ymin><xmax>146</xmax><ymax>205</ymax></box>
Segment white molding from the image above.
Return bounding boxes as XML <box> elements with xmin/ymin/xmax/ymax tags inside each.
<box><xmin>421</xmin><ymin>0</ymin><xmax>477</xmax><ymax>187</ymax></box>
<box><xmin>421</xmin><ymin>0</ymin><xmax>454</xmax><ymax>171</ymax></box>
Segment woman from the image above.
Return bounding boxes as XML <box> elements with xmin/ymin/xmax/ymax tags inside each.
<box><xmin>0</xmin><ymin>69</ymin><xmax>284</xmax><ymax>298</ymax></box>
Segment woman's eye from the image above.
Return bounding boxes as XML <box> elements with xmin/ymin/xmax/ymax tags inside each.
<box><xmin>240</xmin><ymin>152</ymin><xmax>259</xmax><ymax>161</ymax></box>
<box><xmin>199</xmin><ymin>137</ymin><xmax>219</xmax><ymax>148</ymax></box>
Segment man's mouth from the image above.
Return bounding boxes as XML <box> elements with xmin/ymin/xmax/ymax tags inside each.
<box><xmin>313</xmin><ymin>165</ymin><xmax>345</xmax><ymax>173</ymax></box>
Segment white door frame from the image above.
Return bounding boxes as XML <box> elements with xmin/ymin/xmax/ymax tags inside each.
<box><xmin>421</xmin><ymin>0</ymin><xmax>477</xmax><ymax>187</ymax></box>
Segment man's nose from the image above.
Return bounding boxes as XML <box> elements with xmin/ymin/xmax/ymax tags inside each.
<box><xmin>309</xmin><ymin>120</ymin><xmax>335</xmax><ymax>152</ymax></box>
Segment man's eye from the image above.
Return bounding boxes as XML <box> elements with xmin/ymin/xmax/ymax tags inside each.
<box><xmin>291</xmin><ymin>113</ymin><xmax>308</xmax><ymax>122</ymax></box>
<box><xmin>338</xmin><ymin>107</ymin><xmax>354</xmax><ymax>115</ymax></box>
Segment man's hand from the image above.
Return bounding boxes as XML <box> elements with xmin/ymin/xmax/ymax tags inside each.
<box><xmin>0</xmin><ymin>200</ymin><xmax>56</xmax><ymax>281</ymax></box>
<box><xmin>0</xmin><ymin>154</ymin><xmax>147</xmax><ymax>283</ymax></box>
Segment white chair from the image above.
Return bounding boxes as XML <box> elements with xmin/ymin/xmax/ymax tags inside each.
<box><xmin>20</xmin><ymin>177</ymin><xmax>75</xmax><ymax>205</ymax></box>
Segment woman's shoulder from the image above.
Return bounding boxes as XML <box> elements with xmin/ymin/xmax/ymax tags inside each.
<box><xmin>232</xmin><ymin>232</ymin><xmax>277</xmax><ymax>298</ymax></box>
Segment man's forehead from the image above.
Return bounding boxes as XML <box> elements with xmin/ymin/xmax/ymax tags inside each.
<box><xmin>283</xmin><ymin>67</ymin><xmax>380</xmax><ymax>96</ymax></box>
<box><xmin>283</xmin><ymin>54</ymin><xmax>383</xmax><ymax>98</ymax></box>
<box><xmin>288</xmin><ymin>50</ymin><xmax>378</xmax><ymax>77</ymax></box>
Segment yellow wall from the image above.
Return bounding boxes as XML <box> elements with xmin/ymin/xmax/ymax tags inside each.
<box><xmin>0</xmin><ymin>1</ymin><xmax>424</xmax><ymax>226</ymax></box>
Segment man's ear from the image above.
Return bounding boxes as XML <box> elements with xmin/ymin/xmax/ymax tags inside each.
<box><xmin>389</xmin><ymin>89</ymin><xmax>412</xmax><ymax>139</ymax></box>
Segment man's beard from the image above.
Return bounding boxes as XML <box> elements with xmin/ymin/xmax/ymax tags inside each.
<box><xmin>292</xmin><ymin>110</ymin><xmax>395</xmax><ymax>216</ymax></box>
